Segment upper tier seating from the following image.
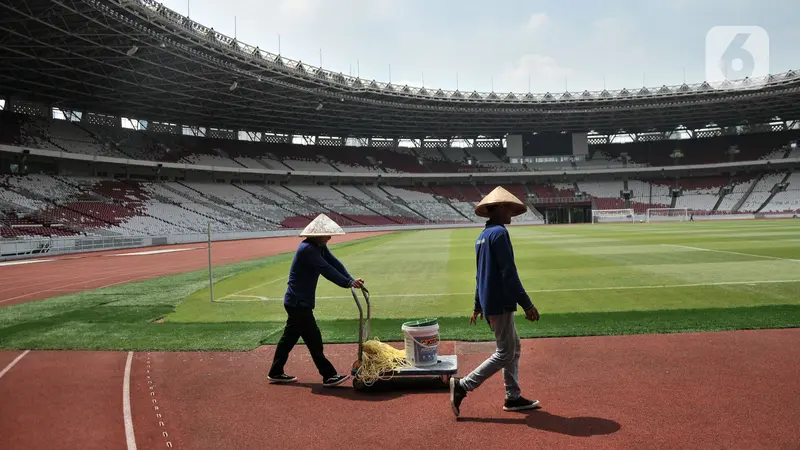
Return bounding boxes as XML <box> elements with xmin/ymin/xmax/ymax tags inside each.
<box><xmin>5</xmin><ymin>111</ymin><xmax>797</xmax><ymax>175</ymax></box>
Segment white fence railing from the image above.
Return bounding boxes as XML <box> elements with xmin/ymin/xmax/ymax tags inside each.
<box><xmin>0</xmin><ymin>221</ymin><xmax>511</xmax><ymax>261</ymax></box>
<box><xmin>3</xmin><ymin>214</ymin><xmax>798</xmax><ymax>261</ymax></box>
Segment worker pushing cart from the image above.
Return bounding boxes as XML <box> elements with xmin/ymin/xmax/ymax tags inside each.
<box><xmin>268</xmin><ymin>213</ymin><xmax>365</xmax><ymax>388</ymax></box>
<box><xmin>450</xmin><ymin>186</ymin><xmax>542</xmax><ymax>417</ymax></box>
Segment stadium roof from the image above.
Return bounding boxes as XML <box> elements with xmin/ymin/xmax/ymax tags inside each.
<box><xmin>1</xmin><ymin>0</ymin><xmax>800</xmax><ymax>139</ymax></box>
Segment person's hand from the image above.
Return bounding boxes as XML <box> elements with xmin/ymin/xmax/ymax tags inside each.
<box><xmin>524</xmin><ymin>305</ymin><xmax>540</xmax><ymax>322</ymax></box>
<box><xmin>469</xmin><ymin>310</ymin><xmax>483</xmax><ymax>325</ymax></box>
<box><xmin>351</xmin><ymin>278</ymin><xmax>365</xmax><ymax>289</ymax></box>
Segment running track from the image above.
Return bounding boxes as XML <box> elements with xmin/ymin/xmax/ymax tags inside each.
<box><xmin>1</xmin><ymin>234</ymin><xmax>800</xmax><ymax>449</ymax></box>
<box><xmin>0</xmin><ymin>232</ymin><xmax>391</xmax><ymax>306</ymax></box>
<box><xmin>2</xmin><ymin>331</ymin><xmax>799</xmax><ymax>449</ymax></box>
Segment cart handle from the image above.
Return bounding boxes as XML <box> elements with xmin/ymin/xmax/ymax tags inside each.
<box><xmin>350</xmin><ymin>285</ymin><xmax>370</xmax><ymax>363</ymax></box>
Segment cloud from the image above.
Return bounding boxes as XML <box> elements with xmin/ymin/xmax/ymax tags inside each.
<box><xmin>499</xmin><ymin>54</ymin><xmax>573</xmax><ymax>93</ymax></box>
<box><xmin>526</xmin><ymin>13</ymin><xmax>548</xmax><ymax>32</ymax></box>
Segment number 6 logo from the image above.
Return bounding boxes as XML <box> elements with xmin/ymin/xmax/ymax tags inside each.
<box><xmin>705</xmin><ymin>26</ymin><xmax>770</xmax><ymax>90</ymax></box>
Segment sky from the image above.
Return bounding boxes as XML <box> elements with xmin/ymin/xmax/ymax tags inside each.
<box><xmin>158</xmin><ymin>0</ymin><xmax>798</xmax><ymax>95</ymax></box>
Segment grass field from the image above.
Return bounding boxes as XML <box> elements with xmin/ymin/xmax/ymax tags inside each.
<box><xmin>1</xmin><ymin>220</ymin><xmax>800</xmax><ymax>351</ymax></box>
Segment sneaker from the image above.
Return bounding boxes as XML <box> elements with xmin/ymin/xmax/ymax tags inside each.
<box><xmin>322</xmin><ymin>374</ymin><xmax>350</xmax><ymax>387</ymax></box>
<box><xmin>503</xmin><ymin>396</ymin><xmax>541</xmax><ymax>412</ymax></box>
<box><xmin>268</xmin><ymin>373</ymin><xmax>297</xmax><ymax>384</ymax></box>
<box><xmin>450</xmin><ymin>377</ymin><xmax>467</xmax><ymax>417</ymax></box>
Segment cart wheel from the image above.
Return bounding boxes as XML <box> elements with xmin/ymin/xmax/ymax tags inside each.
<box><xmin>353</xmin><ymin>377</ymin><xmax>366</xmax><ymax>391</ymax></box>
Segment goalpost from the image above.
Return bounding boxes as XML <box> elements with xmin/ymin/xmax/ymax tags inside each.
<box><xmin>646</xmin><ymin>208</ymin><xmax>690</xmax><ymax>222</ymax></box>
<box><xmin>591</xmin><ymin>208</ymin><xmax>635</xmax><ymax>224</ymax></box>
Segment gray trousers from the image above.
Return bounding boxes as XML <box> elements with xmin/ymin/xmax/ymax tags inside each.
<box><xmin>460</xmin><ymin>311</ymin><xmax>522</xmax><ymax>400</ymax></box>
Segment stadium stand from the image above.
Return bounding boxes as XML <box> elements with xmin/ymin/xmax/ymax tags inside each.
<box><xmin>0</xmin><ymin>150</ymin><xmax>797</xmax><ymax>243</ymax></box>
<box><xmin>737</xmin><ymin>173</ymin><xmax>788</xmax><ymax>213</ymax></box>
<box><xmin>761</xmin><ymin>172</ymin><xmax>800</xmax><ymax>213</ymax></box>
<box><xmin>1</xmin><ymin>166</ymin><xmax>785</xmax><ymax>239</ymax></box>
<box><xmin>2</xmin><ymin>106</ymin><xmax>798</xmax><ymax>240</ymax></box>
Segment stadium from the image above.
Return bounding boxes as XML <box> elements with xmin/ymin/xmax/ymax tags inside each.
<box><xmin>0</xmin><ymin>0</ymin><xmax>799</xmax><ymax>448</ymax></box>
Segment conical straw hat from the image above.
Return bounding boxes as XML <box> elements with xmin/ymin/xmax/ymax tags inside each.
<box><xmin>474</xmin><ymin>186</ymin><xmax>527</xmax><ymax>218</ymax></box>
<box><xmin>299</xmin><ymin>213</ymin><xmax>346</xmax><ymax>237</ymax></box>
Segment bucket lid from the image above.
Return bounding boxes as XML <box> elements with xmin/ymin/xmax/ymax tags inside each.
<box><xmin>402</xmin><ymin>318</ymin><xmax>438</xmax><ymax>328</ymax></box>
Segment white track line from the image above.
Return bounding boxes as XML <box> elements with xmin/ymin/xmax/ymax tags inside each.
<box><xmin>662</xmin><ymin>244</ymin><xmax>800</xmax><ymax>262</ymax></box>
<box><xmin>213</xmin><ymin>278</ymin><xmax>800</xmax><ymax>301</ymax></box>
<box><xmin>123</xmin><ymin>351</ymin><xmax>137</xmax><ymax>450</ymax></box>
<box><xmin>0</xmin><ymin>259</ymin><xmax>55</xmax><ymax>267</ymax></box>
<box><xmin>0</xmin><ymin>350</ymin><xmax>30</xmax><ymax>379</ymax></box>
<box><xmin>108</xmin><ymin>247</ymin><xmax>202</xmax><ymax>257</ymax></box>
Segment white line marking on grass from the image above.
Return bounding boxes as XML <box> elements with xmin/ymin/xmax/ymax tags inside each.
<box><xmin>123</xmin><ymin>351</ymin><xmax>137</xmax><ymax>450</ymax></box>
<box><xmin>219</xmin><ymin>276</ymin><xmax>287</xmax><ymax>300</ymax></box>
<box><xmin>213</xmin><ymin>279</ymin><xmax>800</xmax><ymax>301</ymax></box>
<box><xmin>0</xmin><ymin>350</ymin><xmax>30</xmax><ymax>379</ymax></box>
<box><xmin>224</xmin><ymin>295</ymin><xmax>272</xmax><ymax>301</ymax></box>
<box><xmin>216</xmin><ymin>239</ymin><xmax>398</xmax><ymax>301</ymax></box>
<box><xmin>662</xmin><ymin>244</ymin><xmax>800</xmax><ymax>263</ymax></box>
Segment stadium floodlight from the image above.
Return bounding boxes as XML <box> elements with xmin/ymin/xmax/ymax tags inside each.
<box><xmin>646</xmin><ymin>208</ymin><xmax>689</xmax><ymax>222</ymax></box>
<box><xmin>591</xmin><ymin>208</ymin><xmax>635</xmax><ymax>224</ymax></box>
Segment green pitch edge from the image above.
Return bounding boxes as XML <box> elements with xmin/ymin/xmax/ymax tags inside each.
<box><xmin>1</xmin><ymin>230</ymin><xmax>799</xmax><ymax>351</ymax></box>
<box><xmin>1</xmin><ymin>304</ymin><xmax>798</xmax><ymax>352</ymax></box>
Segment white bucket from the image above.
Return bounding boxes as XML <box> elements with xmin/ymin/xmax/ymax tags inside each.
<box><xmin>401</xmin><ymin>319</ymin><xmax>439</xmax><ymax>367</ymax></box>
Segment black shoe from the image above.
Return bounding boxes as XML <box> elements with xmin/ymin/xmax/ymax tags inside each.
<box><xmin>322</xmin><ymin>374</ymin><xmax>350</xmax><ymax>387</ymax></box>
<box><xmin>503</xmin><ymin>396</ymin><xmax>541</xmax><ymax>412</ymax></box>
<box><xmin>450</xmin><ymin>377</ymin><xmax>467</xmax><ymax>417</ymax></box>
<box><xmin>268</xmin><ymin>373</ymin><xmax>297</xmax><ymax>384</ymax></box>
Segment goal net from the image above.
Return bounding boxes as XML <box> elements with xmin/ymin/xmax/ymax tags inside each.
<box><xmin>592</xmin><ymin>209</ymin><xmax>635</xmax><ymax>224</ymax></box>
<box><xmin>646</xmin><ymin>208</ymin><xmax>689</xmax><ymax>222</ymax></box>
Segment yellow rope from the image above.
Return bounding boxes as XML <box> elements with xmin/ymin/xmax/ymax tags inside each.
<box><xmin>355</xmin><ymin>338</ymin><xmax>411</xmax><ymax>386</ymax></box>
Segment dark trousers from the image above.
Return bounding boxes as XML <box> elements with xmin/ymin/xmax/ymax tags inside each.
<box><xmin>269</xmin><ymin>305</ymin><xmax>337</xmax><ymax>380</ymax></box>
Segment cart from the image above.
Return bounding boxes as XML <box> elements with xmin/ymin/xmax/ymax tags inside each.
<box><xmin>349</xmin><ymin>286</ymin><xmax>458</xmax><ymax>391</ymax></box>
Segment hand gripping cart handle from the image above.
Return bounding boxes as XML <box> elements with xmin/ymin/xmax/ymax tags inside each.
<box><xmin>349</xmin><ymin>285</ymin><xmax>458</xmax><ymax>391</ymax></box>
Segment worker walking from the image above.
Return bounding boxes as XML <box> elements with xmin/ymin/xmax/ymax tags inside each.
<box><xmin>450</xmin><ymin>186</ymin><xmax>541</xmax><ymax>416</ymax></box>
<box><xmin>268</xmin><ymin>213</ymin><xmax>364</xmax><ymax>387</ymax></box>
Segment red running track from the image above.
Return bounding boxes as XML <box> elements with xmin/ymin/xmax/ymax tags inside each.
<box><xmin>0</xmin><ymin>232</ymin><xmax>391</xmax><ymax>306</ymax></box>
<box><xmin>2</xmin><ymin>329</ymin><xmax>799</xmax><ymax>449</ymax></box>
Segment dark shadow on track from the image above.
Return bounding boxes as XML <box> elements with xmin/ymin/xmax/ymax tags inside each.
<box><xmin>459</xmin><ymin>410</ymin><xmax>621</xmax><ymax>436</ymax></box>
<box><xmin>278</xmin><ymin>377</ymin><xmax>449</xmax><ymax>402</ymax></box>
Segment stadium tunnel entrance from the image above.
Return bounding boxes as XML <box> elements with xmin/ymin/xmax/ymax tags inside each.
<box><xmin>532</xmin><ymin>199</ymin><xmax>593</xmax><ymax>224</ymax></box>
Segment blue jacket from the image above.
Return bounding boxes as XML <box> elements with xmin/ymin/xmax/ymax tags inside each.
<box><xmin>474</xmin><ymin>221</ymin><xmax>534</xmax><ymax>317</ymax></box>
<box><xmin>284</xmin><ymin>239</ymin><xmax>354</xmax><ymax>309</ymax></box>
